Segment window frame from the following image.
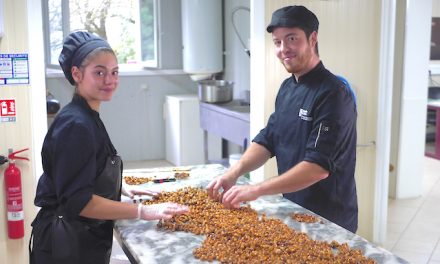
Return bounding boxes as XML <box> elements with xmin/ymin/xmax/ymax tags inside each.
<box><xmin>42</xmin><ymin>0</ymin><xmax>159</xmax><ymax>71</ymax></box>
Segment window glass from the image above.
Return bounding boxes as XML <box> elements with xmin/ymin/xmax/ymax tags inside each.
<box><xmin>140</xmin><ymin>0</ymin><xmax>156</xmax><ymax>63</ymax></box>
<box><xmin>46</xmin><ymin>0</ymin><xmax>157</xmax><ymax>68</ymax></box>
<box><xmin>47</xmin><ymin>0</ymin><xmax>63</xmax><ymax>65</ymax></box>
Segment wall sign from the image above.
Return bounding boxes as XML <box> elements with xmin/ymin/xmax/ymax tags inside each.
<box><xmin>0</xmin><ymin>99</ymin><xmax>16</xmax><ymax>123</ymax></box>
<box><xmin>0</xmin><ymin>54</ymin><xmax>29</xmax><ymax>85</ymax></box>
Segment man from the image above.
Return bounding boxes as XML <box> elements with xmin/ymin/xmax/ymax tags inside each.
<box><xmin>207</xmin><ymin>5</ymin><xmax>358</xmax><ymax>233</ymax></box>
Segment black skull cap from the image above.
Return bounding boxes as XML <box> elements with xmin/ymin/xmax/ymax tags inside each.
<box><xmin>267</xmin><ymin>5</ymin><xmax>319</xmax><ymax>33</ymax></box>
<box><xmin>58</xmin><ymin>31</ymin><xmax>111</xmax><ymax>85</ymax></box>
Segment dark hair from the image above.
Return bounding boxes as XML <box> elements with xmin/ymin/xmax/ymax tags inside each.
<box><xmin>79</xmin><ymin>47</ymin><xmax>117</xmax><ymax>69</ymax></box>
<box><xmin>301</xmin><ymin>27</ymin><xmax>319</xmax><ymax>56</ymax></box>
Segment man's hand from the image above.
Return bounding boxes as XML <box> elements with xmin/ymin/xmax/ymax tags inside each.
<box><xmin>221</xmin><ymin>184</ymin><xmax>260</xmax><ymax>208</ymax></box>
<box><xmin>206</xmin><ymin>172</ymin><xmax>238</xmax><ymax>202</ymax></box>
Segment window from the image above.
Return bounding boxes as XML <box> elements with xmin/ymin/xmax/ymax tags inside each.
<box><xmin>43</xmin><ymin>0</ymin><xmax>157</xmax><ymax>69</ymax></box>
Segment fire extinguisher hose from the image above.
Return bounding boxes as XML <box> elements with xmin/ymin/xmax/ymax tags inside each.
<box><xmin>8</xmin><ymin>148</ymin><xmax>29</xmax><ymax>161</ymax></box>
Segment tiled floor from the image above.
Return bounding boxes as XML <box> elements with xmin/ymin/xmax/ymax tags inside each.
<box><xmin>384</xmin><ymin>157</ymin><xmax>440</xmax><ymax>264</ymax></box>
<box><xmin>110</xmin><ymin>158</ymin><xmax>440</xmax><ymax>264</ymax></box>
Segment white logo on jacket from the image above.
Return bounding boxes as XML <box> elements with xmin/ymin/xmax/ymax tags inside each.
<box><xmin>299</xmin><ymin>108</ymin><xmax>313</xmax><ymax>121</ymax></box>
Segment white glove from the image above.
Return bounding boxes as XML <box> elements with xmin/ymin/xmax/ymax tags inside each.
<box><xmin>138</xmin><ymin>202</ymin><xmax>189</xmax><ymax>220</ymax></box>
<box><xmin>122</xmin><ymin>185</ymin><xmax>159</xmax><ymax>199</ymax></box>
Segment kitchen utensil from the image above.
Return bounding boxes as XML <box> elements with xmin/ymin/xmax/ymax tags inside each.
<box><xmin>198</xmin><ymin>80</ymin><xmax>233</xmax><ymax>103</ymax></box>
<box><xmin>153</xmin><ymin>178</ymin><xmax>176</xmax><ymax>183</ymax></box>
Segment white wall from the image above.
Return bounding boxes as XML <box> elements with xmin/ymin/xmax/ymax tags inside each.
<box><xmin>46</xmin><ymin>74</ymin><xmax>197</xmax><ymax>161</ymax></box>
<box><xmin>390</xmin><ymin>0</ymin><xmax>432</xmax><ymax>199</ymax></box>
<box><xmin>0</xmin><ymin>0</ymin><xmax>46</xmax><ymax>262</ymax></box>
<box><xmin>224</xmin><ymin>0</ymin><xmax>251</xmax><ymax>101</ymax></box>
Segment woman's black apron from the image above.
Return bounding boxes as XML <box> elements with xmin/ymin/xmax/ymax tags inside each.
<box><xmin>29</xmin><ymin>154</ymin><xmax>122</xmax><ymax>264</ymax></box>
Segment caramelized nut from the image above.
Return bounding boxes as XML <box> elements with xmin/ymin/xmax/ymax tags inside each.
<box><xmin>143</xmin><ymin>187</ymin><xmax>376</xmax><ymax>263</ymax></box>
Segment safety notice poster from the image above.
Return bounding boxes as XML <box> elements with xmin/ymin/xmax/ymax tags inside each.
<box><xmin>0</xmin><ymin>54</ymin><xmax>29</xmax><ymax>85</ymax></box>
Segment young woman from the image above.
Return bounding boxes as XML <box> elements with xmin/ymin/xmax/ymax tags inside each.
<box><xmin>29</xmin><ymin>31</ymin><xmax>188</xmax><ymax>264</ymax></box>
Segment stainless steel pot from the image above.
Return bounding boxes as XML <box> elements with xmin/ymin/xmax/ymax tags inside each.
<box><xmin>198</xmin><ymin>80</ymin><xmax>233</xmax><ymax>103</ymax></box>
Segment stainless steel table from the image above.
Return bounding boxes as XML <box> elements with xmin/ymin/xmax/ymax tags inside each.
<box><xmin>199</xmin><ymin>101</ymin><xmax>250</xmax><ymax>162</ymax></box>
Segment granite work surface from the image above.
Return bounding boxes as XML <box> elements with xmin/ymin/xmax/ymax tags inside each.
<box><xmin>115</xmin><ymin>164</ymin><xmax>408</xmax><ymax>264</ymax></box>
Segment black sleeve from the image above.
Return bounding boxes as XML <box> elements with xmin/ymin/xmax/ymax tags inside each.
<box><xmin>252</xmin><ymin>112</ymin><xmax>277</xmax><ymax>157</ymax></box>
<box><xmin>303</xmin><ymin>84</ymin><xmax>357</xmax><ymax>172</ymax></box>
<box><xmin>51</xmin><ymin>121</ymin><xmax>96</xmax><ymax>217</ymax></box>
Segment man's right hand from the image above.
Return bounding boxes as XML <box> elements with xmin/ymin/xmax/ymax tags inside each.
<box><xmin>206</xmin><ymin>143</ymin><xmax>271</xmax><ymax>202</ymax></box>
<box><xmin>206</xmin><ymin>172</ymin><xmax>238</xmax><ymax>202</ymax></box>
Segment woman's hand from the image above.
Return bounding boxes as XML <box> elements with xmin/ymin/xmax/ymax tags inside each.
<box><xmin>121</xmin><ymin>185</ymin><xmax>159</xmax><ymax>199</ymax></box>
<box><xmin>138</xmin><ymin>202</ymin><xmax>189</xmax><ymax>220</ymax></box>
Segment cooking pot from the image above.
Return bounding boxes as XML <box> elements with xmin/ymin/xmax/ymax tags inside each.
<box><xmin>198</xmin><ymin>80</ymin><xmax>233</xmax><ymax>103</ymax></box>
<box><xmin>46</xmin><ymin>93</ymin><xmax>60</xmax><ymax>115</ymax></box>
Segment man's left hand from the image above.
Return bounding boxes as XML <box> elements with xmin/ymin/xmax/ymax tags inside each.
<box><xmin>221</xmin><ymin>184</ymin><xmax>260</xmax><ymax>209</ymax></box>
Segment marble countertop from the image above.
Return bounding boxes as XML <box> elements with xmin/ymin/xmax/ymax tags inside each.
<box><xmin>115</xmin><ymin>164</ymin><xmax>408</xmax><ymax>264</ymax></box>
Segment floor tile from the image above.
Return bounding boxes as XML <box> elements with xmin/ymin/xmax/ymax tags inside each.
<box><xmin>110</xmin><ymin>237</ymin><xmax>130</xmax><ymax>264</ymax></box>
<box><xmin>391</xmin><ymin>249</ymin><xmax>431</xmax><ymax>264</ymax></box>
<box><xmin>384</xmin><ymin>222</ymin><xmax>409</xmax><ymax>251</ymax></box>
<box><xmin>431</xmin><ymin>245</ymin><xmax>440</xmax><ymax>261</ymax></box>
<box><xmin>387</xmin><ymin>221</ymin><xmax>409</xmax><ymax>237</ymax></box>
<box><xmin>389</xmin><ymin>196</ymin><xmax>425</xmax><ymax>208</ymax></box>
<box><xmin>428</xmin><ymin>184</ymin><xmax>440</xmax><ymax>200</ymax></box>
<box><xmin>393</xmin><ymin>239</ymin><xmax>437</xmax><ymax>255</ymax></box>
<box><xmin>399</xmin><ymin>224</ymin><xmax>440</xmax><ymax>244</ymax></box>
<box><xmin>387</xmin><ymin>204</ymin><xmax>419</xmax><ymax>225</ymax></box>
<box><xmin>412</xmin><ymin>208</ymin><xmax>440</xmax><ymax>226</ymax></box>
<box><xmin>382</xmin><ymin>235</ymin><xmax>399</xmax><ymax>251</ymax></box>
<box><xmin>386</xmin><ymin>157</ymin><xmax>440</xmax><ymax>264</ymax></box>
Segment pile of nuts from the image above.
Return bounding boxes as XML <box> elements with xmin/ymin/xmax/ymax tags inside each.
<box><xmin>124</xmin><ymin>170</ymin><xmax>190</xmax><ymax>185</ymax></box>
<box><xmin>174</xmin><ymin>171</ymin><xmax>190</xmax><ymax>180</ymax></box>
<box><xmin>291</xmin><ymin>212</ymin><xmax>323</xmax><ymax>224</ymax></box>
<box><xmin>123</xmin><ymin>175</ymin><xmax>153</xmax><ymax>185</ymax></box>
<box><xmin>144</xmin><ymin>187</ymin><xmax>376</xmax><ymax>263</ymax></box>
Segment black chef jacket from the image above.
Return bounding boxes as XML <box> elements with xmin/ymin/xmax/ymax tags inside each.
<box><xmin>253</xmin><ymin>61</ymin><xmax>358</xmax><ymax>232</ymax></box>
<box><xmin>34</xmin><ymin>94</ymin><xmax>117</xmax><ymax>218</ymax></box>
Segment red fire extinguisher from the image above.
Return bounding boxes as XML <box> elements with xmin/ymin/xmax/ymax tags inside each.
<box><xmin>3</xmin><ymin>148</ymin><xmax>29</xmax><ymax>239</ymax></box>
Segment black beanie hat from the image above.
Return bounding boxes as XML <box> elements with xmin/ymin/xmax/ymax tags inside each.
<box><xmin>267</xmin><ymin>5</ymin><xmax>319</xmax><ymax>33</ymax></box>
<box><xmin>58</xmin><ymin>31</ymin><xmax>111</xmax><ymax>85</ymax></box>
